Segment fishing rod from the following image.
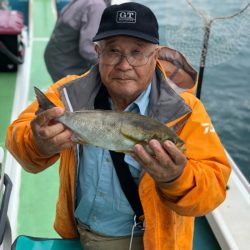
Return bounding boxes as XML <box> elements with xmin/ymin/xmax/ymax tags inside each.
<box><xmin>186</xmin><ymin>0</ymin><xmax>250</xmax><ymax>99</ymax></box>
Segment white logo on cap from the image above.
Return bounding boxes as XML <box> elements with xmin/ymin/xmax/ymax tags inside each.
<box><xmin>116</xmin><ymin>11</ymin><xmax>136</xmax><ymax>23</ymax></box>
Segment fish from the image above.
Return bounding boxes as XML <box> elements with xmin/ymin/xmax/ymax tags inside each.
<box><xmin>34</xmin><ymin>87</ymin><xmax>185</xmax><ymax>153</ymax></box>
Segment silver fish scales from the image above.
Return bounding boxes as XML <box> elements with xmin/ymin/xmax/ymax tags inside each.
<box><xmin>34</xmin><ymin>87</ymin><xmax>185</xmax><ymax>153</ymax></box>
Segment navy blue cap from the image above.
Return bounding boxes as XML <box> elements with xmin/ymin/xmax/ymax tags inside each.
<box><xmin>93</xmin><ymin>2</ymin><xmax>159</xmax><ymax>44</ymax></box>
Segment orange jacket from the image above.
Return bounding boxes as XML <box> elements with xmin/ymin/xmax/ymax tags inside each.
<box><xmin>6</xmin><ymin>52</ymin><xmax>231</xmax><ymax>249</ymax></box>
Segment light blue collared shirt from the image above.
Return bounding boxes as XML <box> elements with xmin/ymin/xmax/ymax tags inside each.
<box><xmin>74</xmin><ymin>84</ymin><xmax>151</xmax><ymax>236</ymax></box>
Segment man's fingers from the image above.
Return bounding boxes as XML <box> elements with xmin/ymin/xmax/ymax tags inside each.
<box><xmin>133</xmin><ymin>139</ymin><xmax>187</xmax><ymax>183</ymax></box>
<box><xmin>133</xmin><ymin>145</ymin><xmax>159</xmax><ymax>177</ymax></box>
<box><xmin>34</xmin><ymin>129</ymin><xmax>73</xmax><ymax>156</ymax></box>
<box><xmin>29</xmin><ymin>107</ymin><xmax>73</xmax><ymax>156</ymax></box>
<box><xmin>38</xmin><ymin>122</ymin><xmax>66</xmax><ymax>139</ymax></box>
<box><xmin>148</xmin><ymin>139</ymin><xmax>171</xmax><ymax>163</ymax></box>
<box><xmin>35</xmin><ymin>107</ymin><xmax>64</xmax><ymax>126</ymax></box>
<box><xmin>49</xmin><ymin>129</ymin><xmax>73</xmax><ymax>146</ymax></box>
<box><xmin>134</xmin><ymin>144</ymin><xmax>154</xmax><ymax>167</ymax></box>
<box><xmin>162</xmin><ymin>140</ymin><xmax>186</xmax><ymax>165</ymax></box>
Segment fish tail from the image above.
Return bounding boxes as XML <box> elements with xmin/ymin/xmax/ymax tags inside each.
<box><xmin>34</xmin><ymin>86</ymin><xmax>56</xmax><ymax>114</ymax></box>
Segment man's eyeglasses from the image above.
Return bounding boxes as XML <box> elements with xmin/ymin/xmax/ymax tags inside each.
<box><xmin>98</xmin><ymin>50</ymin><xmax>156</xmax><ymax>67</ymax></box>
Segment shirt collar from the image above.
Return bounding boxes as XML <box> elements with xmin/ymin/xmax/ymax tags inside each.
<box><xmin>124</xmin><ymin>83</ymin><xmax>152</xmax><ymax>115</ymax></box>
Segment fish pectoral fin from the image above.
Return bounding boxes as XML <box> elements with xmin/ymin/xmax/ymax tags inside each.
<box><xmin>120</xmin><ymin>125</ymin><xmax>145</xmax><ymax>144</ymax></box>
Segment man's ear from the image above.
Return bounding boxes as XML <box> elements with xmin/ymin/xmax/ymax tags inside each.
<box><xmin>155</xmin><ymin>46</ymin><xmax>161</xmax><ymax>59</ymax></box>
<box><xmin>94</xmin><ymin>44</ymin><xmax>100</xmax><ymax>54</ymax></box>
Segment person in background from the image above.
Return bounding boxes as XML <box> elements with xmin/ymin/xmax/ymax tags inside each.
<box><xmin>44</xmin><ymin>0</ymin><xmax>111</xmax><ymax>82</ymax></box>
<box><xmin>56</xmin><ymin>0</ymin><xmax>71</xmax><ymax>14</ymax></box>
<box><xmin>0</xmin><ymin>0</ymin><xmax>9</xmax><ymax>9</ymax></box>
<box><xmin>6</xmin><ymin>2</ymin><xmax>231</xmax><ymax>250</ymax></box>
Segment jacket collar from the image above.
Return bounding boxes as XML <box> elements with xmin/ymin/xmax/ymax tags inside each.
<box><xmin>149</xmin><ymin>66</ymin><xmax>191</xmax><ymax>123</ymax></box>
<box><xmin>59</xmin><ymin>64</ymin><xmax>191</xmax><ymax>124</ymax></box>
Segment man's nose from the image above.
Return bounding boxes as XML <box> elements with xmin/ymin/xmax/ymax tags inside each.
<box><xmin>116</xmin><ymin>55</ymin><xmax>133</xmax><ymax>69</ymax></box>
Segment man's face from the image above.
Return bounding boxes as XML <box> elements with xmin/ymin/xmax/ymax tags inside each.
<box><xmin>96</xmin><ymin>36</ymin><xmax>159</xmax><ymax>103</ymax></box>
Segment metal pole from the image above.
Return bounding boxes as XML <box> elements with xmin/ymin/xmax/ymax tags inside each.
<box><xmin>196</xmin><ymin>20</ymin><xmax>211</xmax><ymax>99</ymax></box>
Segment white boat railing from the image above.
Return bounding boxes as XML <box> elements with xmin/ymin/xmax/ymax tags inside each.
<box><xmin>207</xmin><ymin>149</ymin><xmax>250</xmax><ymax>250</ymax></box>
<box><xmin>226</xmin><ymin>151</ymin><xmax>250</xmax><ymax>194</ymax></box>
<box><xmin>3</xmin><ymin>26</ymin><xmax>31</xmax><ymax>240</ymax></box>
<box><xmin>0</xmin><ymin>147</ymin><xmax>12</xmax><ymax>250</ymax></box>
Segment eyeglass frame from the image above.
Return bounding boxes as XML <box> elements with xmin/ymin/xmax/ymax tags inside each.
<box><xmin>97</xmin><ymin>48</ymin><xmax>159</xmax><ymax>67</ymax></box>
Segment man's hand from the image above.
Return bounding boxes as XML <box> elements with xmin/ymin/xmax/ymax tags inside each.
<box><xmin>133</xmin><ymin>139</ymin><xmax>187</xmax><ymax>183</ymax></box>
<box><xmin>30</xmin><ymin>107</ymin><xmax>73</xmax><ymax>157</ymax></box>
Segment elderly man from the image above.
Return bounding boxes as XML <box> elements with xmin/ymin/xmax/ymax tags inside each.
<box><xmin>6</xmin><ymin>2</ymin><xmax>231</xmax><ymax>250</ymax></box>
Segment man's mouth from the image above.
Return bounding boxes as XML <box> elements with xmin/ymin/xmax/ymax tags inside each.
<box><xmin>113</xmin><ymin>74</ymin><xmax>133</xmax><ymax>81</ymax></box>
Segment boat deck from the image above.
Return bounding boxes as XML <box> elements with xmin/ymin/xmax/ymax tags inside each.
<box><xmin>17</xmin><ymin>0</ymin><xmax>59</xmax><ymax>238</ymax></box>
<box><xmin>1</xmin><ymin>0</ymin><xmax>59</xmax><ymax>238</ymax></box>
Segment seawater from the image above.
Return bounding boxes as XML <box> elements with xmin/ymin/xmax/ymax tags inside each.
<box><xmin>139</xmin><ymin>0</ymin><xmax>250</xmax><ymax>181</ymax></box>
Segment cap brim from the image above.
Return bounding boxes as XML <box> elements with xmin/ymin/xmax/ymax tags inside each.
<box><xmin>93</xmin><ymin>30</ymin><xmax>159</xmax><ymax>44</ymax></box>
